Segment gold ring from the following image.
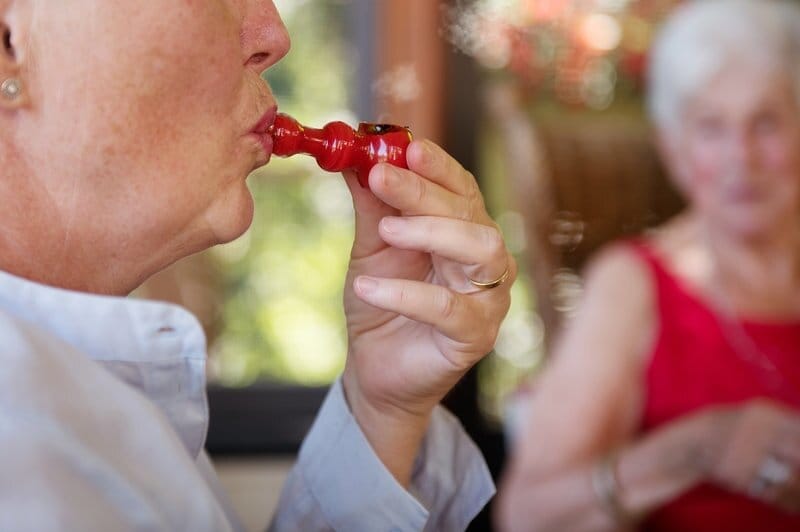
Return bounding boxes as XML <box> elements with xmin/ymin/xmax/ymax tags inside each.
<box><xmin>468</xmin><ymin>267</ymin><xmax>510</xmax><ymax>290</ymax></box>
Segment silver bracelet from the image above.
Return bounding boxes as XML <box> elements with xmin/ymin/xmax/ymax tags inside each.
<box><xmin>591</xmin><ymin>453</ymin><xmax>638</xmax><ymax>529</ymax></box>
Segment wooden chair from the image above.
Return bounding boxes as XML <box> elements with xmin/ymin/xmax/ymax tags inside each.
<box><xmin>486</xmin><ymin>84</ymin><xmax>685</xmax><ymax>346</ymax></box>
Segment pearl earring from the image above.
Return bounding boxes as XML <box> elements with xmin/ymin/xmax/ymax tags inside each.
<box><xmin>1</xmin><ymin>78</ymin><xmax>21</xmax><ymax>100</ymax></box>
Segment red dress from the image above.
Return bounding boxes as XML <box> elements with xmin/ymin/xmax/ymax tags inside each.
<box><xmin>628</xmin><ymin>241</ymin><xmax>800</xmax><ymax>532</ymax></box>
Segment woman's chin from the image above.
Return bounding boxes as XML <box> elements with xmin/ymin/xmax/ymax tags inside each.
<box><xmin>722</xmin><ymin>210</ymin><xmax>794</xmax><ymax>242</ymax></box>
<box><xmin>208</xmin><ymin>186</ymin><xmax>256</xmax><ymax>245</ymax></box>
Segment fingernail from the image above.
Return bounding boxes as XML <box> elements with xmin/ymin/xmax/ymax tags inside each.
<box><xmin>381</xmin><ymin>165</ymin><xmax>399</xmax><ymax>186</ymax></box>
<box><xmin>381</xmin><ymin>217</ymin><xmax>404</xmax><ymax>234</ymax></box>
<box><xmin>420</xmin><ymin>140</ymin><xmax>435</xmax><ymax>162</ymax></box>
<box><xmin>356</xmin><ymin>276</ymin><xmax>379</xmax><ymax>295</ymax></box>
<box><xmin>411</xmin><ymin>140</ymin><xmax>433</xmax><ymax>167</ymax></box>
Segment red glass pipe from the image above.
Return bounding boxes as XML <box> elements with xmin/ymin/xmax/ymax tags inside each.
<box><xmin>269</xmin><ymin>113</ymin><xmax>413</xmax><ymax>189</ymax></box>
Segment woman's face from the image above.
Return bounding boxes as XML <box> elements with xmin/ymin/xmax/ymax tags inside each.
<box><xmin>665</xmin><ymin>67</ymin><xmax>800</xmax><ymax>240</ymax></box>
<box><xmin>6</xmin><ymin>0</ymin><xmax>288</xmax><ymax>288</ymax></box>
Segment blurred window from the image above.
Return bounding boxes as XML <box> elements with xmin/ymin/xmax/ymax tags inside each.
<box><xmin>209</xmin><ymin>0</ymin><xmax>362</xmax><ymax>389</ymax></box>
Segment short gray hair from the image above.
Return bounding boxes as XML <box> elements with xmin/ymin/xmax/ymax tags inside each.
<box><xmin>647</xmin><ymin>0</ymin><xmax>800</xmax><ymax>132</ymax></box>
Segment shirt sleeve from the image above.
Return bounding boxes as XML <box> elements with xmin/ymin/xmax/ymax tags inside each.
<box><xmin>268</xmin><ymin>378</ymin><xmax>495</xmax><ymax>532</ymax></box>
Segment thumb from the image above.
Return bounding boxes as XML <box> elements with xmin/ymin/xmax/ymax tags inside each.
<box><xmin>342</xmin><ymin>168</ymin><xmax>397</xmax><ymax>259</ymax></box>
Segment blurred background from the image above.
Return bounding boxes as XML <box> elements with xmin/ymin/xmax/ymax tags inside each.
<box><xmin>135</xmin><ymin>0</ymin><xmax>687</xmax><ymax>529</ymax></box>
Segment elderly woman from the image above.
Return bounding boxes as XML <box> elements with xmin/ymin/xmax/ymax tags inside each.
<box><xmin>0</xmin><ymin>1</ymin><xmax>516</xmax><ymax>531</ymax></box>
<box><xmin>497</xmin><ymin>1</ymin><xmax>800</xmax><ymax>531</ymax></box>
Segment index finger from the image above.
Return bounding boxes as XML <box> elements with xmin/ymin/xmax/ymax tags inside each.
<box><xmin>406</xmin><ymin>139</ymin><xmax>478</xmax><ymax>197</ymax></box>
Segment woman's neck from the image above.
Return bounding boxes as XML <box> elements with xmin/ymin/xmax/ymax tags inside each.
<box><xmin>0</xmin><ymin>191</ymin><xmax>141</xmax><ymax>296</ymax></box>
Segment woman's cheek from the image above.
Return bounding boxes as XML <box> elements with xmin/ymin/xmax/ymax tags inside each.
<box><xmin>683</xmin><ymin>140</ymin><xmax>725</xmax><ymax>194</ymax></box>
<box><xmin>762</xmin><ymin>137</ymin><xmax>799</xmax><ymax>175</ymax></box>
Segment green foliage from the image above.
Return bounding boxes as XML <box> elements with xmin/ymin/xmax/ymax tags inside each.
<box><xmin>210</xmin><ymin>1</ymin><xmax>353</xmax><ymax>386</ymax></box>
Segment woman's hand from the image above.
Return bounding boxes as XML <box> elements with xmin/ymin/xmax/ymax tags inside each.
<box><xmin>708</xmin><ymin>399</ymin><xmax>800</xmax><ymax>513</ymax></box>
<box><xmin>340</xmin><ymin>139</ymin><xmax>515</xmax><ymax>484</ymax></box>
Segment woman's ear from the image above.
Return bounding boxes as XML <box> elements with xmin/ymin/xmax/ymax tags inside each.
<box><xmin>0</xmin><ymin>3</ymin><xmax>29</xmax><ymax>110</ymax></box>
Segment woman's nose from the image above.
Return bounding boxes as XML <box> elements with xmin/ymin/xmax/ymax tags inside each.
<box><xmin>729</xmin><ymin>129</ymin><xmax>758</xmax><ymax>170</ymax></box>
<box><xmin>241</xmin><ymin>1</ymin><xmax>291</xmax><ymax>73</ymax></box>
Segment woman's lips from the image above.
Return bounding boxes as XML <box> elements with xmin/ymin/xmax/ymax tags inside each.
<box><xmin>250</xmin><ymin>106</ymin><xmax>278</xmax><ymax>164</ymax></box>
<box><xmin>726</xmin><ymin>183</ymin><xmax>763</xmax><ymax>203</ymax></box>
<box><xmin>252</xmin><ymin>106</ymin><xmax>278</xmax><ymax>135</ymax></box>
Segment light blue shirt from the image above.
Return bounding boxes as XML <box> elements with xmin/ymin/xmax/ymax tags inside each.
<box><xmin>0</xmin><ymin>269</ymin><xmax>494</xmax><ymax>531</ymax></box>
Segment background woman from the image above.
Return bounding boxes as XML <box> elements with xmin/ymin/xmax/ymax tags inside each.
<box><xmin>497</xmin><ymin>1</ymin><xmax>800</xmax><ymax>530</ymax></box>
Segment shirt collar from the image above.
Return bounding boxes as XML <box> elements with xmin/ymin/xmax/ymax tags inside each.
<box><xmin>0</xmin><ymin>269</ymin><xmax>209</xmax><ymax>457</ymax></box>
